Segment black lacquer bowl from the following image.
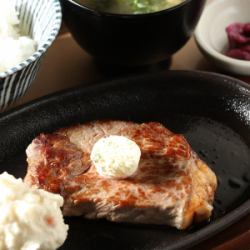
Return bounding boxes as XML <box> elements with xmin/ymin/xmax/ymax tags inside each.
<box><xmin>0</xmin><ymin>71</ymin><xmax>249</xmax><ymax>250</ymax></box>
<box><xmin>61</xmin><ymin>0</ymin><xmax>205</xmax><ymax>66</ymax></box>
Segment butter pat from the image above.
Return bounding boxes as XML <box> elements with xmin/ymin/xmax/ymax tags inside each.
<box><xmin>91</xmin><ymin>135</ymin><xmax>141</xmax><ymax>179</ymax></box>
<box><xmin>0</xmin><ymin>172</ymin><xmax>68</xmax><ymax>250</ymax></box>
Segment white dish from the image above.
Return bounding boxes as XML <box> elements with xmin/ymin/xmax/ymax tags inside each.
<box><xmin>0</xmin><ymin>0</ymin><xmax>62</xmax><ymax>110</ymax></box>
<box><xmin>195</xmin><ymin>0</ymin><xmax>250</xmax><ymax>76</ymax></box>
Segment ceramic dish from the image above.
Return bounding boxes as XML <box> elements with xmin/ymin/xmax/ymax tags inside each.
<box><xmin>0</xmin><ymin>0</ymin><xmax>62</xmax><ymax>110</ymax></box>
<box><xmin>195</xmin><ymin>0</ymin><xmax>250</xmax><ymax>76</ymax></box>
<box><xmin>61</xmin><ymin>0</ymin><xmax>205</xmax><ymax>66</ymax></box>
<box><xmin>0</xmin><ymin>71</ymin><xmax>249</xmax><ymax>250</ymax></box>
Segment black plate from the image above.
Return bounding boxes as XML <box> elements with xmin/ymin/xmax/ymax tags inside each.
<box><xmin>0</xmin><ymin>71</ymin><xmax>249</xmax><ymax>250</ymax></box>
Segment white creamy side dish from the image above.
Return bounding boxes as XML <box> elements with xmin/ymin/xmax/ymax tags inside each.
<box><xmin>0</xmin><ymin>0</ymin><xmax>37</xmax><ymax>73</ymax></box>
<box><xmin>0</xmin><ymin>172</ymin><xmax>68</xmax><ymax>250</ymax></box>
<box><xmin>91</xmin><ymin>135</ymin><xmax>141</xmax><ymax>179</ymax></box>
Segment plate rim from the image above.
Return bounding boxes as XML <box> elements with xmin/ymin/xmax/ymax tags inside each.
<box><xmin>1</xmin><ymin>70</ymin><xmax>250</xmax><ymax>120</ymax></box>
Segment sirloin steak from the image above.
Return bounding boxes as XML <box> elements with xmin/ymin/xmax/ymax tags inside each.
<box><xmin>25</xmin><ymin>121</ymin><xmax>217</xmax><ymax>229</ymax></box>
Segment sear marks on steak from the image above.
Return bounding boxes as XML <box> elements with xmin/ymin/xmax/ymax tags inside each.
<box><xmin>25</xmin><ymin>121</ymin><xmax>217</xmax><ymax>229</ymax></box>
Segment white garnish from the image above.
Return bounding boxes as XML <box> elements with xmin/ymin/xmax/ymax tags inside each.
<box><xmin>91</xmin><ymin>135</ymin><xmax>141</xmax><ymax>179</ymax></box>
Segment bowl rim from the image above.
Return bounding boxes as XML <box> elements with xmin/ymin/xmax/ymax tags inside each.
<box><xmin>194</xmin><ymin>0</ymin><xmax>250</xmax><ymax>68</ymax></box>
<box><xmin>0</xmin><ymin>0</ymin><xmax>62</xmax><ymax>79</ymax></box>
<box><xmin>63</xmin><ymin>0</ymin><xmax>192</xmax><ymax>18</ymax></box>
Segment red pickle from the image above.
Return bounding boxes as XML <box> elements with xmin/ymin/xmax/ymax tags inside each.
<box><xmin>225</xmin><ymin>23</ymin><xmax>250</xmax><ymax>61</ymax></box>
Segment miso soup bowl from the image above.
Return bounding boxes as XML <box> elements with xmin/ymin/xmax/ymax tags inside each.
<box><xmin>61</xmin><ymin>0</ymin><xmax>206</xmax><ymax>66</ymax></box>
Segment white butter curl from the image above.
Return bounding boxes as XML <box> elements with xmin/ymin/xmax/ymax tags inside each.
<box><xmin>91</xmin><ymin>135</ymin><xmax>141</xmax><ymax>179</ymax></box>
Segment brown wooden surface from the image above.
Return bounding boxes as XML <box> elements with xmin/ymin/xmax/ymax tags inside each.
<box><xmin>8</xmin><ymin>20</ymin><xmax>250</xmax><ymax>250</ymax></box>
<box><xmin>12</xmin><ymin>31</ymin><xmax>249</xmax><ymax>108</ymax></box>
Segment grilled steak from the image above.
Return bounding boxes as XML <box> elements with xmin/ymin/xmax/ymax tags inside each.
<box><xmin>25</xmin><ymin>121</ymin><xmax>217</xmax><ymax>229</ymax></box>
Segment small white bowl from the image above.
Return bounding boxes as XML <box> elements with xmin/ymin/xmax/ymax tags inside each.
<box><xmin>0</xmin><ymin>0</ymin><xmax>62</xmax><ymax>110</ymax></box>
<box><xmin>195</xmin><ymin>0</ymin><xmax>250</xmax><ymax>76</ymax></box>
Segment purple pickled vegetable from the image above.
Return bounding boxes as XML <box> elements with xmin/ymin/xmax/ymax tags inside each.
<box><xmin>226</xmin><ymin>48</ymin><xmax>250</xmax><ymax>60</ymax></box>
<box><xmin>243</xmin><ymin>24</ymin><xmax>250</xmax><ymax>36</ymax></box>
<box><xmin>241</xmin><ymin>45</ymin><xmax>250</xmax><ymax>52</ymax></box>
<box><xmin>226</xmin><ymin>23</ymin><xmax>250</xmax><ymax>48</ymax></box>
<box><xmin>225</xmin><ymin>22</ymin><xmax>250</xmax><ymax>61</ymax></box>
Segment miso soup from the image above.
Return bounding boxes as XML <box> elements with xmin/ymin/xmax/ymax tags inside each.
<box><xmin>76</xmin><ymin>0</ymin><xmax>184</xmax><ymax>14</ymax></box>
